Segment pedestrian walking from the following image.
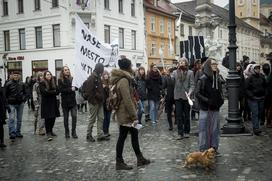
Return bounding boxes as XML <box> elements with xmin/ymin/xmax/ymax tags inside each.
<box><xmin>102</xmin><ymin>70</ymin><xmax>112</xmax><ymax>137</ymax></box>
<box><xmin>85</xmin><ymin>63</ymin><xmax>109</xmax><ymax>142</ymax></box>
<box><xmin>5</xmin><ymin>71</ymin><xmax>27</xmax><ymax>141</ymax></box>
<box><xmin>135</xmin><ymin>67</ymin><xmax>147</xmax><ymax>124</ymax></box>
<box><xmin>173</xmin><ymin>58</ymin><xmax>195</xmax><ymax>139</ymax></box>
<box><xmin>111</xmin><ymin>58</ymin><xmax>150</xmax><ymax>170</ymax></box>
<box><xmin>236</xmin><ymin>63</ymin><xmax>246</xmax><ymax>119</ymax></box>
<box><xmin>146</xmin><ymin>64</ymin><xmax>162</xmax><ymax>124</ymax></box>
<box><xmin>0</xmin><ymin>85</ymin><xmax>9</xmax><ymax>148</ymax></box>
<box><xmin>58</xmin><ymin>66</ymin><xmax>78</xmax><ymax>139</ymax></box>
<box><xmin>263</xmin><ymin>62</ymin><xmax>272</xmax><ymax>125</ymax></box>
<box><xmin>40</xmin><ymin>71</ymin><xmax>60</xmax><ymax>141</ymax></box>
<box><xmin>195</xmin><ymin>58</ymin><xmax>224</xmax><ymax>152</ymax></box>
<box><xmin>32</xmin><ymin>72</ymin><xmax>45</xmax><ymax>135</ymax></box>
<box><xmin>163</xmin><ymin>67</ymin><xmax>175</xmax><ymax>130</ymax></box>
<box><xmin>245</xmin><ymin>64</ymin><xmax>266</xmax><ymax>135</ymax></box>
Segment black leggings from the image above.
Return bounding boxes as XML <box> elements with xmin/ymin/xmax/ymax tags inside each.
<box><xmin>116</xmin><ymin>125</ymin><xmax>141</xmax><ymax>159</ymax></box>
<box><xmin>44</xmin><ymin>118</ymin><xmax>56</xmax><ymax>134</ymax></box>
<box><xmin>0</xmin><ymin>122</ymin><xmax>4</xmax><ymax>143</ymax></box>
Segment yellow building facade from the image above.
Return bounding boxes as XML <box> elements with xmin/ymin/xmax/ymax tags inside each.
<box><xmin>144</xmin><ymin>1</ymin><xmax>176</xmax><ymax>69</ymax></box>
<box><xmin>235</xmin><ymin>0</ymin><xmax>260</xmax><ymax>29</ymax></box>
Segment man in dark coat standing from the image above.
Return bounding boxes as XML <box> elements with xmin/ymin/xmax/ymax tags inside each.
<box><xmin>58</xmin><ymin>66</ymin><xmax>78</xmax><ymax>139</ymax></box>
<box><xmin>245</xmin><ymin>64</ymin><xmax>266</xmax><ymax>135</ymax></box>
<box><xmin>5</xmin><ymin>71</ymin><xmax>26</xmax><ymax>141</ymax></box>
<box><xmin>85</xmin><ymin>63</ymin><xmax>109</xmax><ymax>142</ymax></box>
<box><xmin>196</xmin><ymin>58</ymin><xmax>224</xmax><ymax>152</ymax></box>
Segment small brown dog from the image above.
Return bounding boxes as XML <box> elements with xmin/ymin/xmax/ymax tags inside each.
<box><xmin>183</xmin><ymin>148</ymin><xmax>216</xmax><ymax>170</ymax></box>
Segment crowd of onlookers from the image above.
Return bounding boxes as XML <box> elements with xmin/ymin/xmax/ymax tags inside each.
<box><xmin>0</xmin><ymin>53</ymin><xmax>271</xmax><ymax>170</ymax></box>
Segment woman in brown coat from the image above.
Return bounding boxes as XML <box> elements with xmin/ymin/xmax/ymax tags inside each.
<box><xmin>111</xmin><ymin>58</ymin><xmax>150</xmax><ymax>170</ymax></box>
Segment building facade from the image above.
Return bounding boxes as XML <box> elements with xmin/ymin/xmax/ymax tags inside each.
<box><xmin>174</xmin><ymin>1</ymin><xmax>262</xmax><ymax>64</ymax></box>
<box><xmin>144</xmin><ymin>0</ymin><xmax>176</xmax><ymax>68</ymax></box>
<box><xmin>95</xmin><ymin>0</ymin><xmax>145</xmax><ymax>69</ymax></box>
<box><xmin>0</xmin><ymin>0</ymin><xmax>145</xmax><ymax>81</ymax></box>
<box><xmin>235</xmin><ymin>0</ymin><xmax>260</xmax><ymax>30</ymax></box>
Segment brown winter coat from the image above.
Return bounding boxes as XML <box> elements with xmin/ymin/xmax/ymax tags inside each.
<box><xmin>85</xmin><ymin>71</ymin><xmax>104</xmax><ymax>105</ymax></box>
<box><xmin>110</xmin><ymin>69</ymin><xmax>137</xmax><ymax>125</ymax></box>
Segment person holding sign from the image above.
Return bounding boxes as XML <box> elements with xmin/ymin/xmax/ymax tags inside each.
<box><xmin>85</xmin><ymin>63</ymin><xmax>109</xmax><ymax>142</ymax></box>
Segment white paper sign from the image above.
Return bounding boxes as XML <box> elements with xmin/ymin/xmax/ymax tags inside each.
<box><xmin>72</xmin><ymin>14</ymin><xmax>119</xmax><ymax>88</ymax></box>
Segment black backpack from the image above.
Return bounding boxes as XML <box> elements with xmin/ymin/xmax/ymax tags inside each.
<box><xmin>79</xmin><ymin>79</ymin><xmax>89</xmax><ymax>100</ymax></box>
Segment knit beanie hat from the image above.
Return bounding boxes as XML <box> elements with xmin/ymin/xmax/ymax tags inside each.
<box><xmin>118</xmin><ymin>58</ymin><xmax>132</xmax><ymax>70</ymax></box>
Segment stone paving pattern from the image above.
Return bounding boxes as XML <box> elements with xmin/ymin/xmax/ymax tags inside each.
<box><xmin>1</xmin><ymin>102</ymin><xmax>272</xmax><ymax>181</ymax></box>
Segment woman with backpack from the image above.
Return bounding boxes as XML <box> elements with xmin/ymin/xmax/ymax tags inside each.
<box><xmin>40</xmin><ymin>71</ymin><xmax>60</xmax><ymax>141</ymax></box>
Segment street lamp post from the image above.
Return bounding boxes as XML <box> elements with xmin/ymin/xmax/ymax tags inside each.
<box><xmin>222</xmin><ymin>0</ymin><xmax>245</xmax><ymax>134</ymax></box>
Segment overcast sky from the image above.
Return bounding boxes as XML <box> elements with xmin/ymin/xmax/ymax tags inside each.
<box><xmin>171</xmin><ymin>0</ymin><xmax>228</xmax><ymax>7</ymax></box>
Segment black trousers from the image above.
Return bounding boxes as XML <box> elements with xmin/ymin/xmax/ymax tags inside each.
<box><xmin>175</xmin><ymin>99</ymin><xmax>191</xmax><ymax>135</ymax></box>
<box><xmin>44</xmin><ymin>118</ymin><xmax>56</xmax><ymax>134</ymax></box>
<box><xmin>63</xmin><ymin>106</ymin><xmax>77</xmax><ymax>135</ymax></box>
<box><xmin>0</xmin><ymin>122</ymin><xmax>4</xmax><ymax>143</ymax></box>
<box><xmin>165</xmin><ymin>99</ymin><xmax>175</xmax><ymax>129</ymax></box>
<box><xmin>116</xmin><ymin>125</ymin><xmax>141</xmax><ymax>159</ymax></box>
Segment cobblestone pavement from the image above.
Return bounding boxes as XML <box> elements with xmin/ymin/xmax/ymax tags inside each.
<box><xmin>1</xmin><ymin>103</ymin><xmax>272</xmax><ymax>181</ymax></box>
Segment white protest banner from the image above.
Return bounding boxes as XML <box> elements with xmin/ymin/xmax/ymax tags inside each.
<box><xmin>72</xmin><ymin>14</ymin><xmax>119</xmax><ymax>88</ymax></box>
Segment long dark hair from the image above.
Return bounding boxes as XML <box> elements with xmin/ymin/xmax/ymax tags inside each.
<box><xmin>59</xmin><ymin>66</ymin><xmax>72</xmax><ymax>81</ymax></box>
<box><xmin>43</xmin><ymin>71</ymin><xmax>56</xmax><ymax>90</ymax></box>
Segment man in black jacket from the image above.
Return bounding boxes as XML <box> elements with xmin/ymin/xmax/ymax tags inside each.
<box><xmin>163</xmin><ymin>67</ymin><xmax>175</xmax><ymax>130</ymax></box>
<box><xmin>58</xmin><ymin>66</ymin><xmax>78</xmax><ymax>139</ymax></box>
<box><xmin>245</xmin><ymin>64</ymin><xmax>266</xmax><ymax>135</ymax></box>
<box><xmin>5</xmin><ymin>71</ymin><xmax>27</xmax><ymax>141</ymax></box>
<box><xmin>195</xmin><ymin>58</ymin><xmax>224</xmax><ymax>152</ymax></box>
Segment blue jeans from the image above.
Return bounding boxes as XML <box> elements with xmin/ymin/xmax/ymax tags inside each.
<box><xmin>175</xmin><ymin>99</ymin><xmax>190</xmax><ymax>135</ymax></box>
<box><xmin>137</xmin><ymin>100</ymin><xmax>145</xmax><ymax>124</ymax></box>
<box><xmin>103</xmin><ymin>109</ymin><xmax>112</xmax><ymax>134</ymax></box>
<box><xmin>8</xmin><ymin>103</ymin><xmax>25</xmax><ymax>137</ymax></box>
<box><xmin>248</xmin><ymin>99</ymin><xmax>264</xmax><ymax>130</ymax></box>
<box><xmin>198</xmin><ymin>110</ymin><xmax>220</xmax><ymax>151</ymax></box>
<box><xmin>149</xmin><ymin>100</ymin><xmax>159</xmax><ymax>123</ymax></box>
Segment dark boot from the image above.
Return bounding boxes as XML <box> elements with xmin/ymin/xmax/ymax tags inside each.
<box><xmin>72</xmin><ymin>131</ymin><xmax>78</xmax><ymax>139</ymax></box>
<box><xmin>65</xmin><ymin>130</ymin><xmax>70</xmax><ymax>138</ymax></box>
<box><xmin>116</xmin><ymin>158</ymin><xmax>133</xmax><ymax>170</ymax></box>
<box><xmin>72</xmin><ymin>119</ymin><xmax>77</xmax><ymax>138</ymax></box>
<box><xmin>0</xmin><ymin>140</ymin><xmax>6</xmax><ymax>148</ymax></box>
<box><xmin>136</xmin><ymin>153</ymin><xmax>151</xmax><ymax>167</ymax></box>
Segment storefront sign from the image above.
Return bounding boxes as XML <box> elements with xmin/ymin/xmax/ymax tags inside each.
<box><xmin>72</xmin><ymin>14</ymin><xmax>119</xmax><ymax>88</ymax></box>
<box><xmin>7</xmin><ymin>56</ymin><xmax>24</xmax><ymax>61</ymax></box>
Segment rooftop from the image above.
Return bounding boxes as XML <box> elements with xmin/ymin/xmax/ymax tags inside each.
<box><xmin>174</xmin><ymin>1</ymin><xmax>262</xmax><ymax>34</ymax></box>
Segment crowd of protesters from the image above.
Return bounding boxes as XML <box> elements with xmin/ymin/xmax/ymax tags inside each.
<box><xmin>0</xmin><ymin>54</ymin><xmax>271</xmax><ymax>170</ymax></box>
